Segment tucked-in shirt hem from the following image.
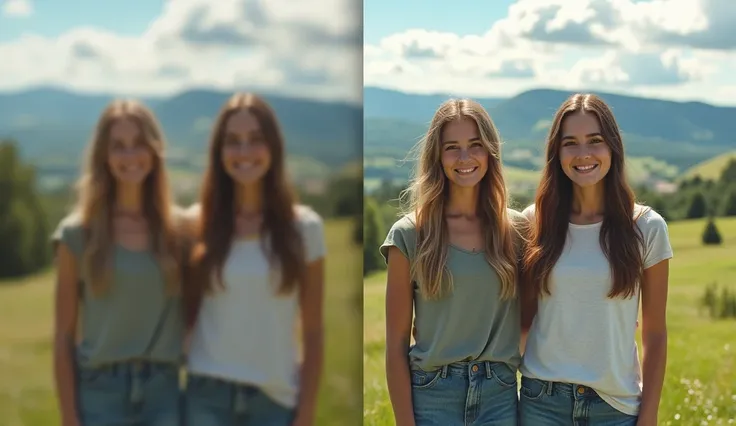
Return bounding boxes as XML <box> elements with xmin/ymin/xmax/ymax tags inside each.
<box><xmin>187</xmin><ymin>362</ymin><xmax>298</xmax><ymax>408</ymax></box>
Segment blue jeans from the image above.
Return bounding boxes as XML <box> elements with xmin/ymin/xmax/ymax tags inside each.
<box><xmin>184</xmin><ymin>374</ymin><xmax>295</xmax><ymax>426</ymax></box>
<box><xmin>410</xmin><ymin>360</ymin><xmax>518</xmax><ymax>426</ymax></box>
<box><xmin>76</xmin><ymin>361</ymin><xmax>182</xmax><ymax>426</ymax></box>
<box><xmin>519</xmin><ymin>376</ymin><xmax>639</xmax><ymax>426</ymax></box>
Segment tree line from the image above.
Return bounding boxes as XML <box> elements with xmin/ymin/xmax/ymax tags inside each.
<box><xmin>364</xmin><ymin>159</ymin><xmax>736</xmax><ymax>276</ymax></box>
<box><xmin>0</xmin><ymin>139</ymin><xmax>361</xmax><ymax>281</ymax></box>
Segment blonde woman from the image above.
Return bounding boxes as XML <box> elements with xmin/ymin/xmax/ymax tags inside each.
<box><xmin>52</xmin><ymin>100</ymin><xmax>187</xmax><ymax>426</ymax></box>
<box><xmin>181</xmin><ymin>93</ymin><xmax>326</xmax><ymax>426</ymax></box>
<box><xmin>381</xmin><ymin>99</ymin><xmax>528</xmax><ymax>426</ymax></box>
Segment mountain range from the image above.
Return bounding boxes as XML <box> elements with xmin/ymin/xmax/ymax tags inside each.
<box><xmin>364</xmin><ymin>86</ymin><xmax>736</xmax><ymax>172</ymax></box>
<box><xmin>0</xmin><ymin>87</ymin><xmax>362</xmax><ymax>169</ymax></box>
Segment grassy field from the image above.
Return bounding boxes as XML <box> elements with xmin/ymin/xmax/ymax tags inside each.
<box><xmin>0</xmin><ymin>219</ymin><xmax>362</xmax><ymax>426</ymax></box>
<box><xmin>364</xmin><ymin>217</ymin><xmax>736</xmax><ymax>426</ymax></box>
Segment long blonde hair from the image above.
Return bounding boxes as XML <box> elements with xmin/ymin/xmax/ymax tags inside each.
<box><xmin>74</xmin><ymin>99</ymin><xmax>181</xmax><ymax>297</ymax></box>
<box><xmin>402</xmin><ymin>98</ymin><xmax>520</xmax><ymax>300</ymax></box>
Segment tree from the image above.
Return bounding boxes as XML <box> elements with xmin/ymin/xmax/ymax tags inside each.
<box><xmin>648</xmin><ymin>195</ymin><xmax>669</xmax><ymax>222</ymax></box>
<box><xmin>327</xmin><ymin>174</ymin><xmax>361</xmax><ymax>217</ymax></box>
<box><xmin>701</xmin><ymin>217</ymin><xmax>722</xmax><ymax>246</ymax></box>
<box><xmin>722</xmin><ymin>187</ymin><xmax>736</xmax><ymax>217</ymax></box>
<box><xmin>0</xmin><ymin>140</ymin><xmax>52</xmax><ymax>278</ymax></box>
<box><xmin>686</xmin><ymin>192</ymin><xmax>708</xmax><ymax>219</ymax></box>
<box><xmin>720</xmin><ymin>158</ymin><xmax>736</xmax><ymax>185</ymax></box>
<box><xmin>363</xmin><ymin>196</ymin><xmax>385</xmax><ymax>276</ymax></box>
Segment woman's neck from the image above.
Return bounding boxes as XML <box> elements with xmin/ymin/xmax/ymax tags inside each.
<box><xmin>445</xmin><ymin>185</ymin><xmax>478</xmax><ymax>218</ymax></box>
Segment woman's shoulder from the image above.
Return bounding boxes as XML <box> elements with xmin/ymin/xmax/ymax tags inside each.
<box><xmin>52</xmin><ymin>210</ymin><xmax>86</xmax><ymax>254</ymax></box>
<box><xmin>179</xmin><ymin>203</ymin><xmax>201</xmax><ymax>219</ymax></box>
<box><xmin>518</xmin><ymin>204</ymin><xmax>536</xmax><ymax>221</ymax></box>
<box><xmin>294</xmin><ymin>204</ymin><xmax>323</xmax><ymax>226</ymax></box>
<box><xmin>506</xmin><ymin>207</ymin><xmax>530</xmax><ymax>223</ymax></box>
<box><xmin>390</xmin><ymin>212</ymin><xmax>417</xmax><ymax>233</ymax></box>
<box><xmin>57</xmin><ymin>210</ymin><xmax>84</xmax><ymax>232</ymax></box>
<box><xmin>633</xmin><ymin>203</ymin><xmax>667</xmax><ymax>228</ymax></box>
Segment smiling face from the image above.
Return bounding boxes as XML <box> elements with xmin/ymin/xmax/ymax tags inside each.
<box><xmin>106</xmin><ymin>117</ymin><xmax>154</xmax><ymax>186</ymax></box>
<box><xmin>221</xmin><ymin>109</ymin><xmax>272</xmax><ymax>186</ymax></box>
<box><xmin>440</xmin><ymin>117</ymin><xmax>489</xmax><ymax>189</ymax></box>
<box><xmin>559</xmin><ymin>111</ymin><xmax>612</xmax><ymax>189</ymax></box>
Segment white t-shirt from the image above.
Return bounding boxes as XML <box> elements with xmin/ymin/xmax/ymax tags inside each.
<box><xmin>186</xmin><ymin>204</ymin><xmax>326</xmax><ymax>408</ymax></box>
<box><xmin>520</xmin><ymin>204</ymin><xmax>673</xmax><ymax>416</ymax></box>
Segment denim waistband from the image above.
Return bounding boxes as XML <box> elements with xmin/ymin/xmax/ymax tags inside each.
<box><xmin>78</xmin><ymin>359</ymin><xmax>180</xmax><ymax>375</ymax></box>
<box><xmin>415</xmin><ymin>360</ymin><xmax>512</xmax><ymax>379</ymax></box>
<box><xmin>522</xmin><ymin>376</ymin><xmax>600</xmax><ymax>398</ymax></box>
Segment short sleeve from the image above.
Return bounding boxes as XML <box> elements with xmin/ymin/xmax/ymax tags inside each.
<box><xmin>51</xmin><ymin>213</ymin><xmax>85</xmax><ymax>258</ymax></box>
<box><xmin>297</xmin><ymin>206</ymin><xmax>326</xmax><ymax>263</ymax></box>
<box><xmin>521</xmin><ymin>204</ymin><xmax>536</xmax><ymax>222</ymax></box>
<box><xmin>379</xmin><ymin>215</ymin><xmax>417</xmax><ymax>265</ymax></box>
<box><xmin>638</xmin><ymin>207</ymin><xmax>674</xmax><ymax>269</ymax></box>
<box><xmin>507</xmin><ymin>208</ymin><xmax>531</xmax><ymax>254</ymax></box>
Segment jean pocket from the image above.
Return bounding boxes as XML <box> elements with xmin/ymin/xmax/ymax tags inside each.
<box><xmin>519</xmin><ymin>376</ymin><xmax>546</xmax><ymax>400</ymax></box>
<box><xmin>410</xmin><ymin>367</ymin><xmax>443</xmax><ymax>390</ymax></box>
<box><xmin>490</xmin><ymin>363</ymin><xmax>517</xmax><ymax>388</ymax></box>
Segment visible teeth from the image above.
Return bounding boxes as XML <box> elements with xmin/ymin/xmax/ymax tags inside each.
<box><xmin>235</xmin><ymin>162</ymin><xmax>255</xmax><ymax>169</ymax></box>
<box><xmin>457</xmin><ymin>167</ymin><xmax>476</xmax><ymax>174</ymax></box>
<box><xmin>575</xmin><ymin>164</ymin><xmax>596</xmax><ymax>171</ymax></box>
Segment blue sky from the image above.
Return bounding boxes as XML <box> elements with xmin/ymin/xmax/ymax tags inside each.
<box><xmin>0</xmin><ymin>0</ymin><xmax>164</xmax><ymax>41</ymax></box>
<box><xmin>363</xmin><ymin>0</ymin><xmax>736</xmax><ymax>106</ymax></box>
<box><xmin>0</xmin><ymin>0</ymin><xmax>360</xmax><ymax>103</ymax></box>
<box><xmin>363</xmin><ymin>0</ymin><xmax>513</xmax><ymax>45</ymax></box>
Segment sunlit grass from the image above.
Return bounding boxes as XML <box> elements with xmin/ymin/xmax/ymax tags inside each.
<box><xmin>0</xmin><ymin>219</ymin><xmax>362</xmax><ymax>426</ymax></box>
<box><xmin>363</xmin><ymin>217</ymin><xmax>736</xmax><ymax>426</ymax></box>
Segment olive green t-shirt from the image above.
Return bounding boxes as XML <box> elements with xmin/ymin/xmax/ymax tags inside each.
<box><xmin>380</xmin><ymin>209</ymin><xmax>527</xmax><ymax>372</ymax></box>
<box><xmin>51</xmin><ymin>211</ymin><xmax>186</xmax><ymax>368</ymax></box>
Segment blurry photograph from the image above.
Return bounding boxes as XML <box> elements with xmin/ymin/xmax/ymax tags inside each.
<box><xmin>363</xmin><ymin>0</ymin><xmax>736</xmax><ymax>425</ymax></box>
<box><xmin>0</xmin><ymin>0</ymin><xmax>362</xmax><ymax>425</ymax></box>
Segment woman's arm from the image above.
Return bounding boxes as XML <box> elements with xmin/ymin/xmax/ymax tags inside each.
<box><xmin>385</xmin><ymin>246</ymin><xmax>416</xmax><ymax>426</ymax></box>
<box><xmin>294</xmin><ymin>257</ymin><xmax>325</xmax><ymax>426</ymax></box>
<box><xmin>53</xmin><ymin>243</ymin><xmax>81</xmax><ymax>426</ymax></box>
<box><xmin>638</xmin><ymin>259</ymin><xmax>669</xmax><ymax>425</ymax></box>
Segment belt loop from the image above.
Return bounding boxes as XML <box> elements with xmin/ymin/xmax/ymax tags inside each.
<box><xmin>441</xmin><ymin>365</ymin><xmax>449</xmax><ymax>378</ymax></box>
<box><xmin>485</xmin><ymin>361</ymin><xmax>492</xmax><ymax>379</ymax></box>
<box><xmin>545</xmin><ymin>380</ymin><xmax>553</xmax><ymax>396</ymax></box>
<box><xmin>130</xmin><ymin>363</ymin><xmax>143</xmax><ymax>404</ymax></box>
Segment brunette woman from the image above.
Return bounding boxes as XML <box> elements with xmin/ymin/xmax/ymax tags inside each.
<box><xmin>519</xmin><ymin>93</ymin><xmax>672</xmax><ymax>425</ymax></box>
<box><xmin>182</xmin><ymin>93</ymin><xmax>326</xmax><ymax>426</ymax></box>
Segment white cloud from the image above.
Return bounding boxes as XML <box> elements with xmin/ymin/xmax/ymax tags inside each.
<box><xmin>0</xmin><ymin>0</ymin><xmax>361</xmax><ymax>103</ymax></box>
<box><xmin>364</xmin><ymin>0</ymin><xmax>736</xmax><ymax>105</ymax></box>
<box><xmin>2</xmin><ymin>0</ymin><xmax>32</xmax><ymax>17</ymax></box>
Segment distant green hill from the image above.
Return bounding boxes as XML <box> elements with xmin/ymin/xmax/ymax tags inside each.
<box><xmin>0</xmin><ymin>87</ymin><xmax>362</xmax><ymax>193</ymax></box>
<box><xmin>364</xmin><ymin>87</ymin><xmax>505</xmax><ymax>122</ymax></box>
<box><xmin>364</xmin><ymin>87</ymin><xmax>736</xmax><ymax>180</ymax></box>
<box><xmin>681</xmin><ymin>151</ymin><xmax>736</xmax><ymax>181</ymax></box>
<box><xmin>0</xmin><ymin>87</ymin><xmax>361</xmax><ymax>168</ymax></box>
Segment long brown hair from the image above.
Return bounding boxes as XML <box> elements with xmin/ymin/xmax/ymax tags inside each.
<box><xmin>184</xmin><ymin>93</ymin><xmax>305</xmax><ymax>328</ymax></box>
<box><xmin>522</xmin><ymin>93</ymin><xmax>645</xmax><ymax>314</ymax></box>
<box><xmin>402</xmin><ymin>98</ymin><xmax>521</xmax><ymax>300</ymax></box>
<box><xmin>75</xmin><ymin>99</ymin><xmax>181</xmax><ymax>296</ymax></box>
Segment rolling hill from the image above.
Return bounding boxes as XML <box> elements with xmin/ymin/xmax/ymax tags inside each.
<box><xmin>364</xmin><ymin>87</ymin><xmax>505</xmax><ymax>122</ymax></box>
<box><xmin>681</xmin><ymin>151</ymin><xmax>736</xmax><ymax>181</ymax></box>
<box><xmin>0</xmin><ymin>87</ymin><xmax>362</xmax><ymax>168</ymax></box>
<box><xmin>364</xmin><ymin>87</ymin><xmax>736</xmax><ymax>193</ymax></box>
<box><xmin>0</xmin><ymin>86</ymin><xmax>363</xmax><ymax>193</ymax></box>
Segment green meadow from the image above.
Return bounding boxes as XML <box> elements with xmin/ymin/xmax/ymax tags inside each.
<box><xmin>0</xmin><ymin>219</ymin><xmax>362</xmax><ymax>426</ymax></box>
<box><xmin>363</xmin><ymin>217</ymin><xmax>736</xmax><ymax>426</ymax></box>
